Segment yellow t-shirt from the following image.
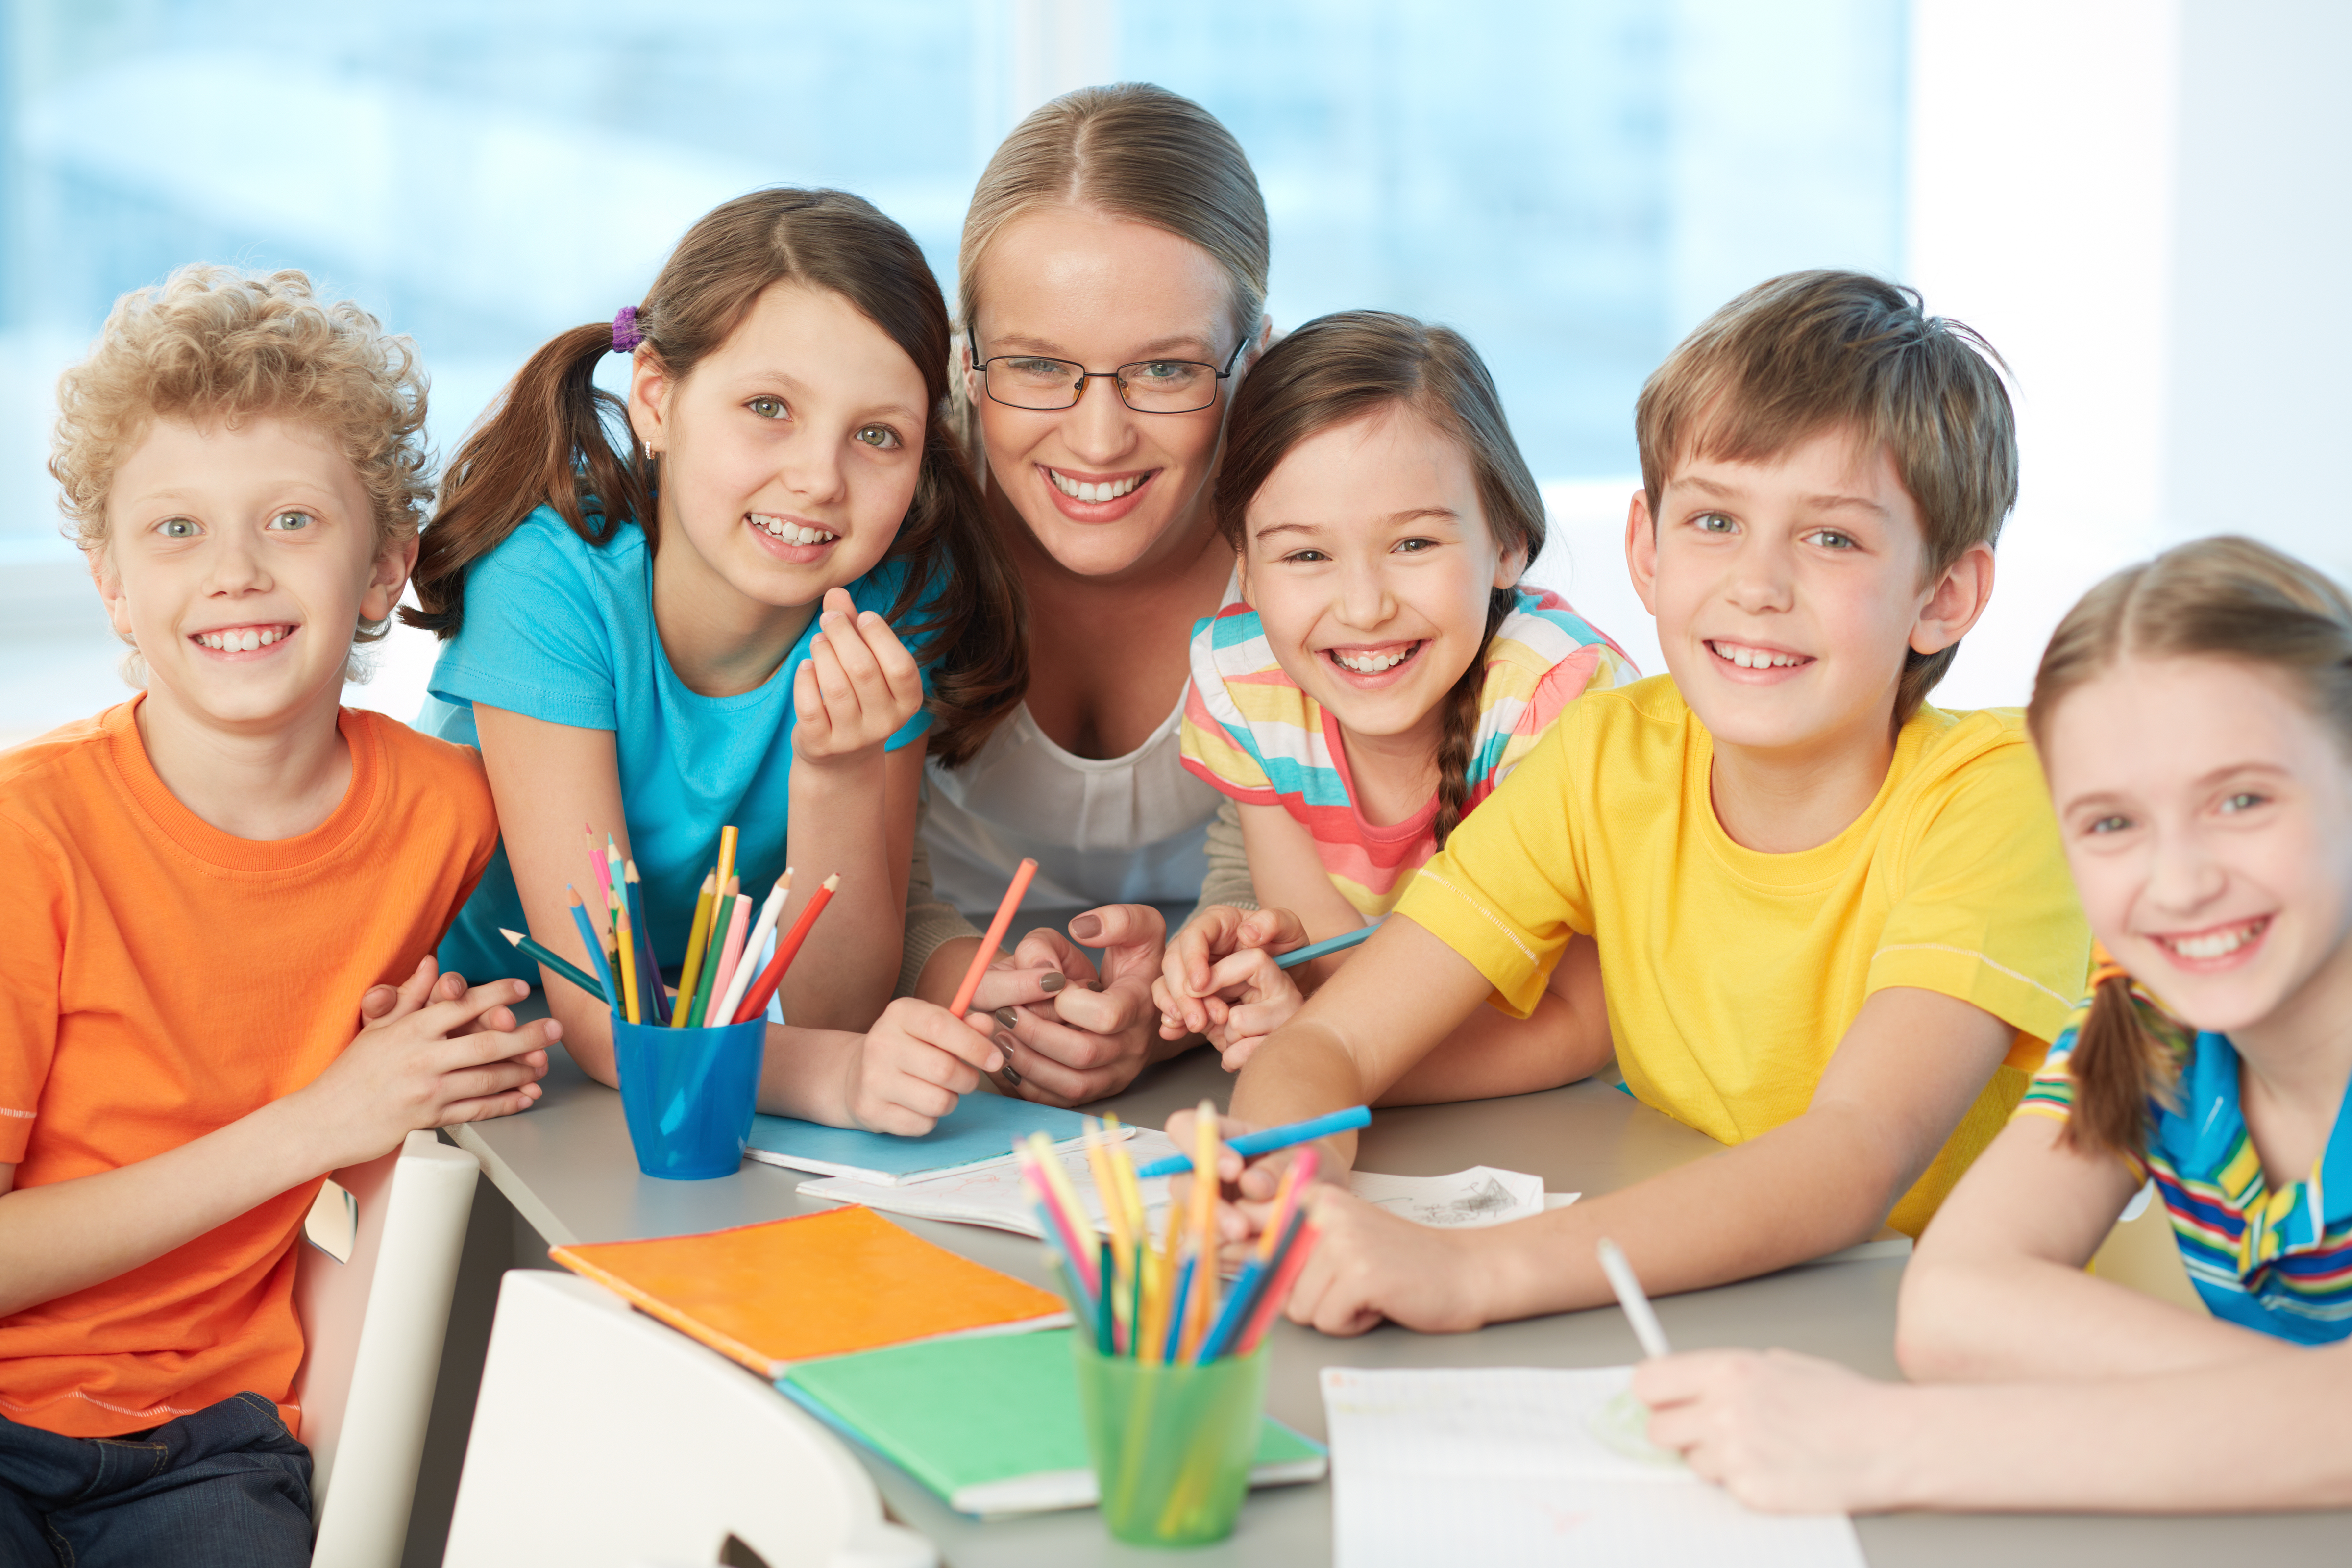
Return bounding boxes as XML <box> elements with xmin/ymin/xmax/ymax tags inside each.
<box><xmin>1394</xmin><ymin>675</ymin><xmax>2090</xmax><ymax>1235</ymax></box>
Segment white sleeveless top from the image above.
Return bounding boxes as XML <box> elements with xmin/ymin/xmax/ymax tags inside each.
<box><xmin>921</xmin><ymin>570</ymin><xmax>1240</xmax><ymax>914</ymax></box>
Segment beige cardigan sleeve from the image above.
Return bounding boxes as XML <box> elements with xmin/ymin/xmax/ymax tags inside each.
<box><xmin>898</xmin><ymin>796</ymin><xmax>981</xmax><ymax>998</ymax></box>
<box><xmin>1192</xmin><ymin>795</ymin><xmax>1259</xmax><ymax>915</ymax></box>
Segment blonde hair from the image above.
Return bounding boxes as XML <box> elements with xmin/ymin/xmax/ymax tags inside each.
<box><xmin>955</xmin><ymin>83</ymin><xmax>1268</xmax><ymax>451</ymax></box>
<box><xmin>2027</xmin><ymin>535</ymin><xmax>2352</xmax><ymax>1160</ymax></box>
<box><xmin>51</xmin><ymin>265</ymin><xmax>433</xmax><ymax>586</ymax></box>
<box><xmin>1636</xmin><ymin>270</ymin><xmax>2016</xmax><ymax>729</ymax></box>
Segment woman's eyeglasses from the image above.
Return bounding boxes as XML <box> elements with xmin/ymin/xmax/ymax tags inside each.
<box><xmin>969</xmin><ymin>329</ymin><xmax>1250</xmax><ymax>414</ymax></box>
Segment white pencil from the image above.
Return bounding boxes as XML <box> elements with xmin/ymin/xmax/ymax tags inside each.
<box><xmin>1596</xmin><ymin>1238</ymin><xmax>1673</xmax><ymax>1359</ymax></box>
<box><xmin>711</xmin><ymin>872</ymin><xmax>790</xmax><ymax>1028</ymax></box>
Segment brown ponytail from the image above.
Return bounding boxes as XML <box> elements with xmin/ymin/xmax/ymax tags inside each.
<box><xmin>2030</xmin><ymin>535</ymin><xmax>2352</xmax><ymax>1155</ymax></box>
<box><xmin>1215</xmin><ymin>311</ymin><xmax>1546</xmax><ymax>842</ymax></box>
<box><xmin>405</xmin><ymin>187</ymin><xmax>1024</xmax><ymax>765</ymax></box>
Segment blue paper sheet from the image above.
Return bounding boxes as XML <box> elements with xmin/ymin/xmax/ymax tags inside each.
<box><xmin>744</xmin><ymin>1094</ymin><xmax>1109</xmax><ymax>1185</ymax></box>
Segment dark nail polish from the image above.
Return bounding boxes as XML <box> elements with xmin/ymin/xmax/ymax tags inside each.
<box><xmin>994</xmin><ymin>1030</ymin><xmax>1020</xmax><ymax>1054</ymax></box>
<box><xmin>993</xmin><ymin>1007</ymin><xmax>1021</xmax><ymax>1030</ymax></box>
<box><xmin>1069</xmin><ymin>914</ymin><xmax>1104</xmax><ymax>941</ymax></box>
<box><xmin>999</xmin><ymin>1058</ymin><xmax>1024</xmax><ymax>1088</ymax></box>
<box><xmin>1038</xmin><ymin>972</ymin><xmax>1067</xmax><ymax>994</ymax></box>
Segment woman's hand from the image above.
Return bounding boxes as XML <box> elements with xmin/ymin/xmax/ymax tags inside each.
<box><xmin>792</xmin><ymin>587</ymin><xmax>925</xmax><ymax>767</ymax></box>
<box><xmin>986</xmin><ymin>905</ymin><xmax>1171</xmax><ymax>1105</ymax></box>
<box><xmin>1634</xmin><ymin>1349</ymin><xmax>1918</xmax><ymax>1514</ymax></box>
<box><xmin>842</xmin><ymin>996</ymin><xmax>1005</xmax><ymax>1136</ymax></box>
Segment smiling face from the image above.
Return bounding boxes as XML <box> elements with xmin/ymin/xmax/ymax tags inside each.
<box><xmin>2043</xmin><ymin>653</ymin><xmax>2352</xmax><ymax>1041</ymax></box>
<box><xmin>967</xmin><ymin>206</ymin><xmax>1251</xmax><ymax>578</ymax></box>
<box><xmin>1628</xmin><ymin>424</ymin><xmax>1989</xmax><ymax>760</ymax></box>
<box><xmin>1239</xmin><ymin>406</ymin><xmax>1520</xmax><ymax>748</ymax></box>
<box><xmin>631</xmin><ymin>281</ymin><xmax>927</xmax><ymax>613</ymax></box>
<box><xmin>98</xmin><ymin>413</ymin><xmax>406</xmax><ymax>735</ymax></box>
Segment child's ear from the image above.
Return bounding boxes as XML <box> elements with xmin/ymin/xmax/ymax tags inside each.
<box><xmin>1490</xmin><ymin>538</ymin><xmax>1530</xmax><ymax>591</ymax></box>
<box><xmin>361</xmin><ymin>534</ymin><xmax>420</xmax><ymax>626</ymax></box>
<box><xmin>1910</xmin><ymin>540</ymin><xmax>1998</xmax><ymax>656</ymax></box>
<box><xmin>1623</xmin><ymin>487</ymin><xmax>1661</xmax><ymax>616</ymax></box>
<box><xmin>89</xmin><ymin>546</ymin><xmax>136</xmax><ymax>640</ymax></box>
<box><xmin>627</xmin><ymin>354</ymin><xmax>673</xmax><ymax>454</ymax></box>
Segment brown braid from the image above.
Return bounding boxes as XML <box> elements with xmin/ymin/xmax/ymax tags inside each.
<box><xmin>1433</xmin><ymin>588</ymin><xmax>1516</xmax><ymax>848</ymax></box>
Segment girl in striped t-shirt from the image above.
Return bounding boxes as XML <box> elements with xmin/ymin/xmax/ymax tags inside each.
<box><xmin>1155</xmin><ymin>311</ymin><xmax>1635</xmax><ymax>1077</ymax></box>
<box><xmin>1633</xmin><ymin>536</ymin><xmax>2352</xmax><ymax>1514</ymax></box>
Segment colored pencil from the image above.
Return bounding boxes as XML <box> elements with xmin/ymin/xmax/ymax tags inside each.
<box><xmin>623</xmin><ymin>860</ymin><xmax>669</xmax><ymax>1025</ymax></box>
<box><xmin>612</xmin><ymin>884</ymin><xmax>641</xmax><ymax>1025</ymax></box>
<box><xmin>1597</xmin><ymin>1239</ymin><xmax>1673</xmax><ymax>1359</ymax></box>
<box><xmin>1274</xmin><ymin>921</ymin><xmax>1379</xmax><ymax>970</ymax></box>
<box><xmin>1180</xmin><ymin>1101</ymin><xmax>1221</xmax><ymax>1360</ymax></box>
<box><xmin>1234</xmin><ymin>1215</ymin><xmax>1320</xmax><ymax>1357</ymax></box>
<box><xmin>670</xmin><ymin>871</ymin><xmax>718</xmax><ymax>1028</ymax></box>
<box><xmin>704</xmin><ymin>893</ymin><xmax>753</xmax><ymax>1024</ymax></box>
<box><xmin>1135</xmin><ymin>1104</ymin><xmax>1372</xmax><ymax>1178</ymax></box>
<box><xmin>731</xmin><ymin>872</ymin><xmax>839</xmax><ymax>1024</ymax></box>
<box><xmin>499</xmin><ymin>927</ymin><xmax>609</xmax><ymax>1004</ymax></box>
<box><xmin>711</xmin><ymin>874</ymin><xmax>789</xmax><ymax>1033</ymax></box>
<box><xmin>1161</xmin><ymin>1255</ymin><xmax>1196</xmax><ymax>1363</ymax></box>
<box><xmin>1020</xmin><ymin>1152</ymin><xmax>1099</xmax><ymax>1299</ymax></box>
<box><xmin>712</xmin><ymin>824</ymin><xmax>739</xmax><ymax>911</ymax></box>
<box><xmin>588</xmin><ymin>826</ymin><xmax>614</xmax><ymax>908</ymax></box>
<box><xmin>1028</xmin><ymin>1132</ymin><xmax>1098</xmax><ymax>1265</ymax></box>
<box><xmin>947</xmin><ymin>857</ymin><xmax>1038</xmax><ymax>1021</ymax></box>
<box><xmin>565</xmin><ymin>886</ymin><xmax>617</xmax><ymax>1008</ymax></box>
<box><xmin>1097</xmin><ymin>1238</ymin><xmax>1115</xmax><ymax>1354</ymax></box>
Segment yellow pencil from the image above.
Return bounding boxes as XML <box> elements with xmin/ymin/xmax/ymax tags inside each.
<box><xmin>1182</xmin><ymin>1101</ymin><xmax>1220</xmax><ymax>1359</ymax></box>
<box><xmin>713</xmin><ymin>824</ymin><xmax>739</xmax><ymax>907</ymax></box>
<box><xmin>613</xmin><ymin>886</ymin><xmax>641</xmax><ymax>1025</ymax></box>
<box><xmin>669</xmin><ymin>871</ymin><xmax>718</xmax><ymax>1029</ymax></box>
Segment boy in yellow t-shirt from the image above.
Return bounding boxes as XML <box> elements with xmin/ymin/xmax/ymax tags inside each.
<box><xmin>1201</xmin><ymin>270</ymin><xmax>2090</xmax><ymax>1335</ymax></box>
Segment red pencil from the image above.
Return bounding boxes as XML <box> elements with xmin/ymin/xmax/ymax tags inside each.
<box><xmin>1233</xmin><ymin>1220</ymin><xmax>1323</xmax><ymax>1357</ymax></box>
<box><xmin>730</xmin><ymin>873</ymin><xmax>841</xmax><ymax>1024</ymax></box>
<box><xmin>949</xmin><ymin>857</ymin><xmax>1038</xmax><ymax>1020</ymax></box>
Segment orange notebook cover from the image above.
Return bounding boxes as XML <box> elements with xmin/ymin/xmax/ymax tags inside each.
<box><xmin>548</xmin><ymin>1206</ymin><xmax>1069</xmax><ymax>1376</ymax></box>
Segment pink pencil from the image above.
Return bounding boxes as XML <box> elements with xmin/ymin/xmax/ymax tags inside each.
<box><xmin>704</xmin><ymin>894</ymin><xmax>754</xmax><ymax>1021</ymax></box>
<box><xmin>586</xmin><ymin>824</ymin><xmax>614</xmax><ymax>906</ymax></box>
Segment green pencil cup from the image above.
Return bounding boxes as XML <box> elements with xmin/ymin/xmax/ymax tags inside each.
<box><xmin>1072</xmin><ymin>1336</ymin><xmax>1268</xmax><ymax>1547</ymax></box>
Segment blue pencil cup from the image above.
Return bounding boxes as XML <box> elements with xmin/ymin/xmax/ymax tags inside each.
<box><xmin>612</xmin><ymin>1016</ymin><xmax>765</xmax><ymax>1180</ymax></box>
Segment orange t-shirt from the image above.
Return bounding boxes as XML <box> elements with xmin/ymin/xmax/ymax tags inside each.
<box><xmin>0</xmin><ymin>698</ymin><xmax>496</xmax><ymax>1438</ymax></box>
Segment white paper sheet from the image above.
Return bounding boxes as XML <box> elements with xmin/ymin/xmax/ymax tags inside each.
<box><xmin>1347</xmin><ymin>1166</ymin><xmax>1569</xmax><ymax>1227</ymax></box>
<box><xmin>1321</xmin><ymin>1365</ymin><xmax>1865</xmax><ymax>1568</ymax></box>
<box><xmin>796</xmin><ymin>1129</ymin><xmax>1181</xmax><ymax>1238</ymax></box>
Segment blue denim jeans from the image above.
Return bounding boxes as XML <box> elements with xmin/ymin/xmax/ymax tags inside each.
<box><xmin>0</xmin><ymin>1390</ymin><xmax>313</xmax><ymax>1567</ymax></box>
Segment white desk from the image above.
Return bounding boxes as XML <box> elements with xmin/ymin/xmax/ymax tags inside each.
<box><xmin>454</xmin><ymin>1048</ymin><xmax>2351</xmax><ymax>1566</ymax></box>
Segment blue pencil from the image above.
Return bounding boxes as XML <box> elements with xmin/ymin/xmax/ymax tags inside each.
<box><xmin>1136</xmin><ymin>1104</ymin><xmax>1373</xmax><ymax>1179</ymax></box>
<box><xmin>623</xmin><ymin>863</ymin><xmax>669</xmax><ymax>1025</ymax></box>
<box><xmin>1194</xmin><ymin>1255</ymin><xmax>1266</xmax><ymax>1363</ymax></box>
<box><xmin>1274</xmin><ymin>922</ymin><xmax>1379</xmax><ymax>970</ymax></box>
<box><xmin>1163</xmin><ymin>1254</ymin><xmax>1197</xmax><ymax>1362</ymax></box>
<box><xmin>566</xmin><ymin>888</ymin><xmax>618</xmax><ymax>1014</ymax></box>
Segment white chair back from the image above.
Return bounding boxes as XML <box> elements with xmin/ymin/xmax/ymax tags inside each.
<box><xmin>442</xmin><ymin>1270</ymin><xmax>934</xmax><ymax>1568</ymax></box>
<box><xmin>293</xmin><ymin>1129</ymin><xmax>481</xmax><ymax>1568</ymax></box>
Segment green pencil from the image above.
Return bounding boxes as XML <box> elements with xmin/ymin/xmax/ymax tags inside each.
<box><xmin>500</xmin><ymin>927</ymin><xmax>609</xmax><ymax>1004</ymax></box>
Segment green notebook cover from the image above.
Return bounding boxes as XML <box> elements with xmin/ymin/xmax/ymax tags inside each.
<box><xmin>778</xmin><ymin>1328</ymin><xmax>1327</xmax><ymax>1518</ymax></box>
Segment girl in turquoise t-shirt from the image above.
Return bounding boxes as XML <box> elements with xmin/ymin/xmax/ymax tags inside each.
<box><xmin>409</xmin><ymin>187</ymin><xmax>1027</xmax><ymax>1135</ymax></box>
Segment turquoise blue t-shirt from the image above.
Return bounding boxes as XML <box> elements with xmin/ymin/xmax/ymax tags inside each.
<box><xmin>420</xmin><ymin>504</ymin><xmax>933</xmax><ymax>986</ymax></box>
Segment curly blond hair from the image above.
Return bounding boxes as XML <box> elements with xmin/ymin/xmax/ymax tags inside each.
<box><xmin>50</xmin><ymin>265</ymin><xmax>433</xmax><ymax>599</ymax></box>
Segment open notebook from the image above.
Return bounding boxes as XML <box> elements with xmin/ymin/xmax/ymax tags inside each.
<box><xmin>548</xmin><ymin>1207</ymin><xmax>1067</xmax><ymax>1377</ymax></box>
<box><xmin>782</xmin><ymin>1328</ymin><xmax>1326</xmax><ymax>1518</ymax></box>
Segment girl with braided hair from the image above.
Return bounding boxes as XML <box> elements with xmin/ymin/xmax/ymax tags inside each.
<box><xmin>1156</xmin><ymin>310</ymin><xmax>1634</xmax><ymax>1088</ymax></box>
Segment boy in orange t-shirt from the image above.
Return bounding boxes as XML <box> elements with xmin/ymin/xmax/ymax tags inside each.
<box><xmin>0</xmin><ymin>267</ymin><xmax>559</xmax><ymax>1567</ymax></box>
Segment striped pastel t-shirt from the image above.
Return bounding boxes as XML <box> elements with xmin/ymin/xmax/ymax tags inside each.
<box><xmin>2019</xmin><ymin>984</ymin><xmax>2352</xmax><ymax>1345</ymax></box>
<box><xmin>1177</xmin><ymin>587</ymin><xmax>1636</xmax><ymax>917</ymax></box>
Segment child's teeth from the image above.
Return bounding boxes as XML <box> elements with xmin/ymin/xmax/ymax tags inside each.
<box><xmin>751</xmin><ymin>515</ymin><xmax>838</xmax><ymax>545</ymax></box>
<box><xmin>1335</xmin><ymin>646</ymin><xmax>1412</xmax><ymax>673</ymax></box>
<box><xmin>2170</xmin><ymin>921</ymin><xmax>2262</xmax><ymax>959</ymax></box>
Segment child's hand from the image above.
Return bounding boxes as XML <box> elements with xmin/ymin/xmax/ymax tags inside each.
<box><xmin>984</xmin><ymin>907</ymin><xmax>1171</xmax><ymax>1105</ymax></box>
<box><xmin>845</xmin><ymin>996</ymin><xmax>1005</xmax><ymax>1136</ymax></box>
<box><xmin>304</xmin><ymin>957</ymin><xmax>558</xmax><ymax>1170</ymax></box>
<box><xmin>1190</xmin><ymin>948</ymin><xmax>1306</xmax><ymax>1070</ymax></box>
<box><xmin>1634</xmin><ymin>1349</ymin><xmax>1911</xmax><ymax>1513</ymax></box>
<box><xmin>1158</xmin><ymin>906</ymin><xmax>1308</xmax><ymax>1038</ymax></box>
<box><xmin>1281</xmin><ymin>1187</ymin><xmax>1493</xmax><ymax>1336</ymax></box>
<box><xmin>793</xmin><ymin>587</ymin><xmax>925</xmax><ymax>766</ymax></box>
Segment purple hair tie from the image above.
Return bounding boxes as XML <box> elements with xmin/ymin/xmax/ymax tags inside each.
<box><xmin>611</xmin><ymin>306</ymin><xmax>644</xmax><ymax>354</ymax></box>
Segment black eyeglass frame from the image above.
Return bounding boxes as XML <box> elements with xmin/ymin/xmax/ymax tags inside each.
<box><xmin>965</xmin><ymin>327</ymin><xmax>1252</xmax><ymax>414</ymax></box>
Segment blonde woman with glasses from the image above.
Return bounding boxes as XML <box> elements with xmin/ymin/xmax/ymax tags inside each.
<box><xmin>904</xmin><ymin>83</ymin><xmax>1271</xmax><ymax>1104</ymax></box>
